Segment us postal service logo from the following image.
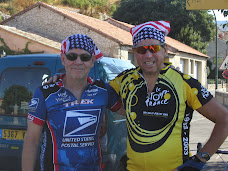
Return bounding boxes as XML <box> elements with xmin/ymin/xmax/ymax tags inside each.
<box><xmin>63</xmin><ymin>109</ymin><xmax>101</xmax><ymax>137</ymax></box>
<box><xmin>29</xmin><ymin>98</ymin><xmax>39</xmax><ymax>111</ymax></box>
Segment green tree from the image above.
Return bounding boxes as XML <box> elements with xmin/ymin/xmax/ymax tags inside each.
<box><xmin>1</xmin><ymin>85</ymin><xmax>32</xmax><ymax>114</ymax></box>
<box><xmin>113</xmin><ymin>0</ymin><xmax>216</xmax><ymax>54</ymax></box>
<box><xmin>218</xmin><ymin>10</ymin><xmax>228</xmax><ymax>29</ymax></box>
<box><xmin>61</xmin><ymin>0</ymin><xmax>109</xmax><ymax>17</ymax></box>
<box><xmin>219</xmin><ymin>9</ymin><xmax>228</xmax><ymax>17</ymax></box>
<box><xmin>177</xmin><ymin>25</ymin><xmax>208</xmax><ymax>54</ymax></box>
<box><xmin>0</xmin><ymin>0</ymin><xmax>11</xmax><ymax>2</ymax></box>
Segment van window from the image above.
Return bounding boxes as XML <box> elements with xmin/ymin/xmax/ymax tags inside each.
<box><xmin>0</xmin><ymin>68</ymin><xmax>50</xmax><ymax>116</ymax></box>
<box><xmin>100</xmin><ymin>59</ymin><xmax>135</xmax><ymax>81</ymax></box>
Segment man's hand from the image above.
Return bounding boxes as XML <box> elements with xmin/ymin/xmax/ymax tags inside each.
<box><xmin>174</xmin><ymin>156</ymin><xmax>205</xmax><ymax>171</ymax></box>
<box><xmin>43</xmin><ymin>74</ymin><xmax>61</xmax><ymax>85</ymax></box>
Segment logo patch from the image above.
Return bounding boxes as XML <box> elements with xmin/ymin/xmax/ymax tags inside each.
<box><xmin>27</xmin><ymin>114</ymin><xmax>34</xmax><ymax>122</ymax></box>
<box><xmin>42</xmin><ymin>83</ymin><xmax>57</xmax><ymax>89</ymax></box>
<box><xmin>55</xmin><ymin>91</ymin><xmax>71</xmax><ymax>102</ymax></box>
<box><xmin>63</xmin><ymin>109</ymin><xmax>101</xmax><ymax>137</ymax></box>
<box><xmin>201</xmin><ymin>85</ymin><xmax>210</xmax><ymax>99</ymax></box>
<box><xmin>29</xmin><ymin>98</ymin><xmax>39</xmax><ymax>111</ymax></box>
<box><xmin>145</xmin><ymin>87</ymin><xmax>170</xmax><ymax>107</ymax></box>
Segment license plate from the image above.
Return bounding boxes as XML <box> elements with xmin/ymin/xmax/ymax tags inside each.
<box><xmin>0</xmin><ymin>129</ymin><xmax>26</xmax><ymax>140</ymax></box>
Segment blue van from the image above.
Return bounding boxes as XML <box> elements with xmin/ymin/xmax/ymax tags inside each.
<box><xmin>0</xmin><ymin>54</ymin><xmax>135</xmax><ymax>171</ymax></box>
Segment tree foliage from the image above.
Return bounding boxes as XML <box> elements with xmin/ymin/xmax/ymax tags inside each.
<box><xmin>177</xmin><ymin>25</ymin><xmax>208</xmax><ymax>54</ymax></box>
<box><xmin>1</xmin><ymin>85</ymin><xmax>32</xmax><ymax>114</ymax></box>
<box><xmin>218</xmin><ymin>9</ymin><xmax>228</xmax><ymax>29</ymax></box>
<box><xmin>112</xmin><ymin>0</ymin><xmax>216</xmax><ymax>54</ymax></box>
<box><xmin>1</xmin><ymin>0</ymin><xmax>117</xmax><ymax>18</ymax></box>
<box><xmin>61</xmin><ymin>0</ymin><xmax>113</xmax><ymax>18</ymax></box>
<box><xmin>0</xmin><ymin>0</ymin><xmax>11</xmax><ymax>2</ymax></box>
<box><xmin>219</xmin><ymin>9</ymin><xmax>228</xmax><ymax>17</ymax></box>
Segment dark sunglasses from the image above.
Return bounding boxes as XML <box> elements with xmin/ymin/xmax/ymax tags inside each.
<box><xmin>133</xmin><ymin>44</ymin><xmax>165</xmax><ymax>54</ymax></box>
<box><xmin>65</xmin><ymin>53</ymin><xmax>92</xmax><ymax>62</ymax></box>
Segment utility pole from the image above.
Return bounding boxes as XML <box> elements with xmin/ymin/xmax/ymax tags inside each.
<box><xmin>212</xmin><ymin>10</ymin><xmax>218</xmax><ymax>90</ymax></box>
<box><xmin>186</xmin><ymin>1</ymin><xmax>228</xmax><ymax>90</ymax></box>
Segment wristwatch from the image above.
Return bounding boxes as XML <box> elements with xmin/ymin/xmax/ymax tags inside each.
<box><xmin>197</xmin><ymin>152</ymin><xmax>211</xmax><ymax>161</ymax></box>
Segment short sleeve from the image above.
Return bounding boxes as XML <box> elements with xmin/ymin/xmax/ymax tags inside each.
<box><xmin>27</xmin><ymin>87</ymin><xmax>46</xmax><ymax>126</ymax></box>
<box><xmin>105</xmin><ymin>82</ymin><xmax>122</xmax><ymax>112</ymax></box>
<box><xmin>185</xmin><ymin>77</ymin><xmax>213</xmax><ymax>110</ymax></box>
<box><xmin>109</xmin><ymin>76</ymin><xmax>121</xmax><ymax>96</ymax></box>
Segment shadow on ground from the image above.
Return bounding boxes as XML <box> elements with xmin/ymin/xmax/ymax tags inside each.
<box><xmin>203</xmin><ymin>161</ymin><xmax>228</xmax><ymax>171</ymax></box>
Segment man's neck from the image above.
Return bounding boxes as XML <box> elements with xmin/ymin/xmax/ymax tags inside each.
<box><xmin>63</xmin><ymin>75</ymin><xmax>88</xmax><ymax>101</ymax></box>
<box><xmin>143</xmin><ymin>73</ymin><xmax>159</xmax><ymax>95</ymax></box>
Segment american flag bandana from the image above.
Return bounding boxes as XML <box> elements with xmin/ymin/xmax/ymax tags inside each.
<box><xmin>61</xmin><ymin>34</ymin><xmax>103</xmax><ymax>60</ymax></box>
<box><xmin>130</xmin><ymin>21</ymin><xmax>170</xmax><ymax>46</ymax></box>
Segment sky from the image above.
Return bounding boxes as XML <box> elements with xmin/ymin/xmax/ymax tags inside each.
<box><xmin>208</xmin><ymin>10</ymin><xmax>228</xmax><ymax>21</ymax></box>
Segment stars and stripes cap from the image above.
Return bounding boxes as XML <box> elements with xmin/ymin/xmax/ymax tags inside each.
<box><xmin>61</xmin><ymin>34</ymin><xmax>103</xmax><ymax>60</ymax></box>
<box><xmin>130</xmin><ymin>21</ymin><xmax>171</xmax><ymax>46</ymax></box>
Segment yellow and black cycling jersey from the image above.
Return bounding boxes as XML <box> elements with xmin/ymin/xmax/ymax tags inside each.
<box><xmin>109</xmin><ymin>62</ymin><xmax>213</xmax><ymax>171</ymax></box>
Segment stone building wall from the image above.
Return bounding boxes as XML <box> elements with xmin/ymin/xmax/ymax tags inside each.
<box><xmin>168</xmin><ymin>52</ymin><xmax>207</xmax><ymax>87</ymax></box>
<box><xmin>4</xmin><ymin>5</ymin><xmax>125</xmax><ymax>59</ymax></box>
<box><xmin>0</xmin><ymin>25</ymin><xmax>60</xmax><ymax>54</ymax></box>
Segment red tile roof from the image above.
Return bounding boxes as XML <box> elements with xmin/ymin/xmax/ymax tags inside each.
<box><xmin>55</xmin><ymin>7</ymin><xmax>133</xmax><ymax>45</ymax></box>
<box><xmin>105</xmin><ymin>18</ymin><xmax>209</xmax><ymax>58</ymax></box>
<box><xmin>166</xmin><ymin>37</ymin><xmax>208</xmax><ymax>57</ymax></box>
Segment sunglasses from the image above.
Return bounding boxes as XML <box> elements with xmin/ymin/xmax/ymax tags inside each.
<box><xmin>65</xmin><ymin>53</ymin><xmax>92</xmax><ymax>62</ymax></box>
<box><xmin>133</xmin><ymin>44</ymin><xmax>165</xmax><ymax>54</ymax></box>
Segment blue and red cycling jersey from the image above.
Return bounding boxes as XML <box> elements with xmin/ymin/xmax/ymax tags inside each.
<box><xmin>27</xmin><ymin>76</ymin><xmax>121</xmax><ymax>171</ymax></box>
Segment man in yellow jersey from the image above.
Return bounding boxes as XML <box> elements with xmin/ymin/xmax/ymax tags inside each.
<box><xmin>46</xmin><ymin>21</ymin><xmax>228</xmax><ymax>171</ymax></box>
<box><xmin>109</xmin><ymin>21</ymin><xmax>228</xmax><ymax>171</ymax></box>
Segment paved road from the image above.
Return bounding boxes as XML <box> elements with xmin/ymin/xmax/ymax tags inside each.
<box><xmin>190</xmin><ymin>89</ymin><xmax>228</xmax><ymax>170</ymax></box>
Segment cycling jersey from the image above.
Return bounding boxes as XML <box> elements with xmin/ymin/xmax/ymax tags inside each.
<box><xmin>28</xmin><ymin>76</ymin><xmax>121</xmax><ymax>171</ymax></box>
<box><xmin>109</xmin><ymin>62</ymin><xmax>213</xmax><ymax>171</ymax></box>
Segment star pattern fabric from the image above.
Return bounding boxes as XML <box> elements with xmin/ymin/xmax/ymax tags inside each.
<box><xmin>130</xmin><ymin>21</ymin><xmax>170</xmax><ymax>46</ymax></box>
<box><xmin>133</xmin><ymin>28</ymin><xmax>165</xmax><ymax>46</ymax></box>
<box><xmin>61</xmin><ymin>34</ymin><xmax>103</xmax><ymax>60</ymax></box>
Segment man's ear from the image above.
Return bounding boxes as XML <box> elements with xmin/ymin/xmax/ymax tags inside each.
<box><xmin>132</xmin><ymin>47</ymin><xmax>138</xmax><ymax>56</ymax></box>
<box><xmin>91</xmin><ymin>55</ymin><xmax>96</xmax><ymax>66</ymax></box>
<box><xmin>60</xmin><ymin>53</ymin><xmax>65</xmax><ymax>66</ymax></box>
<box><xmin>163</xmin><ymin>44</ymin><xmax>168</xmax><ymax>56</ymax></box>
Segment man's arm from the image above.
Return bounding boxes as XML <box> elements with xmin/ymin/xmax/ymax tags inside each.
<box><xmin>196</xmin><ymin>97</ymin><xmax>228</xmax><ymax>161</ymax></box>
<box><xmin>22</xmin><ymin>121</ymin><xmax>43</xmax><ymax>171</ymax></box>
<box><xmin>174</xmin><ymin>98</ymin><xmax>228</xmax><ymax>171</ymax></box>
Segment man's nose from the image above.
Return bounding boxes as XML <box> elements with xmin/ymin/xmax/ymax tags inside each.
<box><xmin>144</xmin><ymin>49</ymin><xmax>154</xmax><ymax>57</ymax></box>
<box><xmin>73</xmin><ymin>56</ymin><xmax>83</xmax><ymax>64</ymax></box>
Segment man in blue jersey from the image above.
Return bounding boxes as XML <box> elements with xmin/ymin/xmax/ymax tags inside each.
<box><xmin>22</xmin><ymin>34</ymin><xmax>123</xmax><ymax>171</ymax></box>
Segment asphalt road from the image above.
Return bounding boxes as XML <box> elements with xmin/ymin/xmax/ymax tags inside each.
<box><xmin>190</xmin><ymin>89</ymin><xmax>228</xmax><ymax>171</ymax></box>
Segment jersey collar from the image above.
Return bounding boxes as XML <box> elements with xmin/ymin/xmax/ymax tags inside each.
<box><xmin>58</xmin><ymin>74</ymin><xmax>94</xmax><ymax>88</ymax></box>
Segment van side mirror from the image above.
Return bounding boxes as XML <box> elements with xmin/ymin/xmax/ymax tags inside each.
<box><xmin>0</xmin><ymin>50</ymin><xmax>6</xmax><ymax>58</ymax></box>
